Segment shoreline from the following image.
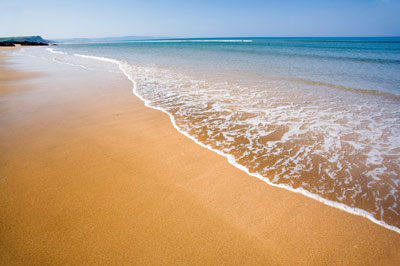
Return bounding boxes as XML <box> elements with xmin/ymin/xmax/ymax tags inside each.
<box><xmin>73</xmin><ymin>50</ymin><xmax>400</xmax><ymax>234</ymax></box>
<box><xmin>1</xmin><ymin>49</ymin><xmax>400</xmax><ymax>265</ymax></box>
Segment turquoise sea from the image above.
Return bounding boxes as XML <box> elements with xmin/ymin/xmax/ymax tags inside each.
<box><xmin>17</xmin><ymin>37</ymin><xmax>400</xmax><ymax>232</ymax></box>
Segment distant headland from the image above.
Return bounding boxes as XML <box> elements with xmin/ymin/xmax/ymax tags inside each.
<box><xmin>0</xmin><ymin>36</ymin><xmax>54</xmax><ymax>46</ymax></box>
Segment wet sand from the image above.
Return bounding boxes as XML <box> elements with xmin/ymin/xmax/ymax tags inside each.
<box><xmin>1</xmin><ymin>48</ymin><xmax>400</xmax><ymax>265</ymax></box>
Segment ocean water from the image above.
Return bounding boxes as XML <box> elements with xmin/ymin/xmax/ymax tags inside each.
<box><xmin>16</xmin><ymin>37</ymin><xmax>400</xmax><ymax>232</ymax></box>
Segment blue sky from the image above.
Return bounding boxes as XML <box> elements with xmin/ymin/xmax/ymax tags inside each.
<box><xmin>1</xmin><ymin>0</ymin><xmax>399</xmax><ymax>38</ymax></box>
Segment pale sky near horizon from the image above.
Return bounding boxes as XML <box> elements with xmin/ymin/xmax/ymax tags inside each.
<box><xmin>1</xmin><ymin>0</ymin><xmax>400</xmax><ymax>39</ymax></box>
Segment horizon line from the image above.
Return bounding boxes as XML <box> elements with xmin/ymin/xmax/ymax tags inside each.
<box><xmin>3</xmin><ymin>35</ymin><xmax>400</xmax><ymax>42</ymax></box>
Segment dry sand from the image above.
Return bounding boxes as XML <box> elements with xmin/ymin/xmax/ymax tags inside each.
<box><xmin>1</xmin><ymin>49</ymin><xmax>400</xmax><ymax>265</ymax></box>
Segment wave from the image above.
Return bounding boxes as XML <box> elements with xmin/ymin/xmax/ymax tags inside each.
<box><xmin>45</xmin><ymin>47</ymin><xmax>400</xmax><ymax>235</ymax></box>
<box><xmin>285</xmin><ymin>77</ymin><xmax>400</xmax><ymax>100</ymax></box>
<box><xmin>274</xmin><ymin>38</ymin><xmax>400</xmax><ymax>44</ymax></box>
<box><xmin>220</xmin><ymin>46</ymin><xmax>400</xmax><ymax>65</ymax></box>
<box><xmin>46</xmin><ymin>48</ymin><xmax>119</xmax><ymax>73</ymax></box>
<box><xmin>46</xmin><ymin>47</ymin><xmax>67</xmax><ymax>55</ymax></box>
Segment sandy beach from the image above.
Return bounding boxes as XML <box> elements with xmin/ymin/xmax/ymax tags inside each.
<box><xmin>1</xmin><ymin>48</ymin><xmax>400</xmax><ymax>265</ymax></box>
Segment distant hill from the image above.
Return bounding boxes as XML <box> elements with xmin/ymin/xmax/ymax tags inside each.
<box><xmin>0</xmin><ymin>36</ymin><xmax>54</xmax><ymax>46</ymax></box>
<box><xmin>55</xmin><ymin>36</ymin><xmax>170</xmax><ymax>43</ymax></box>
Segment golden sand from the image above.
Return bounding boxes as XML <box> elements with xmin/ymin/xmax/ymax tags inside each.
<box><xmin>1</xmin><ymin>49</ymin><xmax>400</xmax><ymax>265</ymax></box>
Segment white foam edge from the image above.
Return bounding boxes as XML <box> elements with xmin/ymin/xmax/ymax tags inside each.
<box><xmin>46</xmin><ymin>48</ymin><xmax>119</xmax><ymax>73</ymax></box>
<box><xmin>46</xmin><ymin>47</ymin><xmax>67</xmax><ymax>55</ymax></box>
<box><xmin>52</xmin><ymin>56</ymin><xmax>95</xmax><ymax>71</ymax></box>
<box><xmin>52</xmin><ymin>50</ymin><xmax>400</xmax><ymax>235</ymax></box>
